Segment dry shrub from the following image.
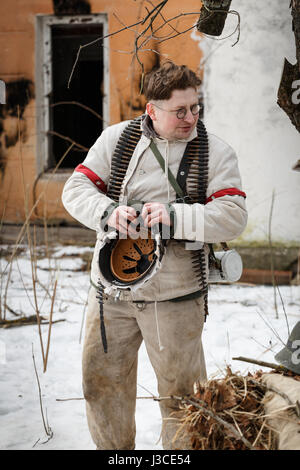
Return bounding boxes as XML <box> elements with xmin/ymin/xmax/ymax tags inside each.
<box><xmin>173</xmin><ymin>367</ymin><xmax>278</xmax><ymax>450</ymax></box>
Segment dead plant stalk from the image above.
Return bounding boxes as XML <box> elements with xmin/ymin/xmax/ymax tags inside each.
<box><xmin>44</xmin><ymin>277</ymin><xmax>58</xmax><ymax>373</ymax></box>
<box><xmin>32</xmin><ymin>345</ymin><xmax>53</xmax><ymax>443</ymax></box>
<box><xmin>1</xmin><ymin>108</ymin><xmax>71</xmax><ymax>370</ymax></box>
<box><xmin>268</xmin><ymin>189</ymin><xmax>278</xmax><ymax>318</ymax></box>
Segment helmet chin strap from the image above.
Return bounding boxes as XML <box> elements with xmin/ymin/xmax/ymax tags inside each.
<box><xmin>96</xmin><ymin>280</ymin><xmax>107</xmax><ymax>354</ymax></box>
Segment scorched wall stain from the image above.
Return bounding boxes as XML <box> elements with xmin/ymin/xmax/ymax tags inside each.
<box><xmin>0</xmin><ymin>78</ymin><xmax>34</xmax><ymax>178</ymax></box>
<box><xmin>52</xmin><ymin>0</ymin><xmax>91</xmax><ymax>16</ymax></box>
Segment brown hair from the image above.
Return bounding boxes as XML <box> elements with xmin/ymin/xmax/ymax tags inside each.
<box><xmin>143</xmin><ymin>61</ymin><xmax>201</xmax><ymax>101</ymax></box>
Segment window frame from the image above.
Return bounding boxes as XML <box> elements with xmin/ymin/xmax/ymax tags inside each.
<box><xmin>35</xmin><ymin>14</ymin><xmax>109</xmax><ymax>176</ymax></box>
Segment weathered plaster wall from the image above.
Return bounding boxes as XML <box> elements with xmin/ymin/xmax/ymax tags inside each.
<box><xmin>194</xmin><ymin>0</ymin><xmax>300</xmax><ymax>246</ymax></box>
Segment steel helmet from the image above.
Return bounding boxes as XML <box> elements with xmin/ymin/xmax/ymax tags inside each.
<box><xmin>98</xmin><ymin>228</ymin><xmax>165</xmax><ymax>296</ymax></box>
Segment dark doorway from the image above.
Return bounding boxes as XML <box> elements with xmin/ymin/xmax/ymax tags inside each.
<box><xmin>50</xmin><ymin>23</ymin><xmax>103</xmax><ymax>169</ymax></box>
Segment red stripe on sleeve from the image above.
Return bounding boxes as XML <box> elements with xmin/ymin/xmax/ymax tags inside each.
<box><xmin>206</xmin><ymin>188</ymin><xmax>246</xmax><ymax>204</ymax></box>
<box><xmin>75</xmin><ymin>164</ymin><xmax>107</xmax><ymax>193</ymax></box>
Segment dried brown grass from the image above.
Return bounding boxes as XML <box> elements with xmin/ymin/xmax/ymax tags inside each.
<box><xmin>172</xmin><ymin>367</ymin><xmax>279</xmax><ymax>450</ymax></box>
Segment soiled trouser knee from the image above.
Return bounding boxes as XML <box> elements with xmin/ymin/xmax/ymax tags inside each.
<box><xmin>82</xmin><ymin>289</ymin><xmax>207</xmax><ymax>450</ymax></box>
<box><xmin>135</xmin><ymin>297</ymin><xmax>207</xmax><ymax>450</ymax></box>
<box><xmin>82</xmin><ymin>289</ymin><xmax>142</xmax><ymax>450</ymax></box>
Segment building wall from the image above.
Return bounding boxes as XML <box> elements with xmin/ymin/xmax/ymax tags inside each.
<box><xmin>0</xmin><ymin>0</ymin><xmax>203</xmax><ymax>225</ymax></box>
<box><xmin>195</xmin><ymin>0</ymin><xmax>300</xmax><ymax>245</ymax></box>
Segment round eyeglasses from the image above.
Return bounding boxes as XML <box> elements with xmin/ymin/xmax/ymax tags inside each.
<box><xmin>151</xmin><ymin>102</ymin><xmax>201</xmax><ymax>120</ymax></box>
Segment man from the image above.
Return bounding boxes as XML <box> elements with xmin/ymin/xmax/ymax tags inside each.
<box><xmin>62</xmin><ymin>61</ymin><xmax>247</xmax><ymax>450</ymax></box>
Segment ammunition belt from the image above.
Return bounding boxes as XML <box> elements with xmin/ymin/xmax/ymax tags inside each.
<box><xmin>178</xmin><ymin>119</ymin><xmax>209</xmax><ymax>316</ymax></box>
<box><xmin>107</xmin><ymin>116</ymin><xmax>143</xmax><ymax>200</ymax></box>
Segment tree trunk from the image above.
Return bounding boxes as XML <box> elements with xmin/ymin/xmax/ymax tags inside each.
<box><xmin>197</xmin><ymin>0</ymin><xmax>232</xmax><ymax>37</ymax></box>
<box><xmin>277</xmin><ymin>0</ymin><xmax>300</xmax><ymax>132</ymax></box>
<box><xmin>291</xmin><ymin>0</ymin><xmax>300</xmax><ymax>71</ymax></box>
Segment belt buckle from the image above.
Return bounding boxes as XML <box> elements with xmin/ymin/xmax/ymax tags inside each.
<box><xmin>134</xmin><ymin>301</ymin><xmax>147</xmax><ymax>311</ymax></box>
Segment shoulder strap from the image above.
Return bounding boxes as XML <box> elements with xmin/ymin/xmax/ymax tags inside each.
<box><xmin>149</xmin><ymin>141</ymin><xmax>185</xmax><ymax>199</ymax></box>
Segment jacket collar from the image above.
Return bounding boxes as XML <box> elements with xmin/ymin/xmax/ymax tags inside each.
<box><xmin>141</xmin><ymin>113</ymin><xmax>197</xmax><ymax>144</ymax></box>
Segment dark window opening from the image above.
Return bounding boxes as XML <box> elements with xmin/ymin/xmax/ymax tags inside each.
<box><xmin>50</xmin><ymin>24</ymin><xmax>103</xmax><ymax>169</ymax></box>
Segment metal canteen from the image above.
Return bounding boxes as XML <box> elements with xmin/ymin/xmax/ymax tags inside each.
<box><xmin>208</xmin><ymin>249</ymin><xmax>243</xmax><ymax>283</ymax></box>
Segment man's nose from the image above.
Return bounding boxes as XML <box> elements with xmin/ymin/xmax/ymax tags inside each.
<box><xmin>183</xmin><ymin>110</ymin><xmax>196</xmax><ymax>124</ymax></box>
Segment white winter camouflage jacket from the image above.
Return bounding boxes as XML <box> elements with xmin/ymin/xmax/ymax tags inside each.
<box><xmin>62</xmin><ymin>116</ymin><xmax>247</xmax><ymax>301</ymax></box>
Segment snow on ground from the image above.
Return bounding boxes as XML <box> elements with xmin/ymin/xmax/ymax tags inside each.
<box><xmin>0</xmin><ymin>245</ymin><xmax>299</xmax><ymax>450</ymax></box>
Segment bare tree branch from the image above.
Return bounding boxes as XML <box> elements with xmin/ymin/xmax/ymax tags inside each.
<box><xmin>46</xmin><ymin>131</ymin><xmax>89</xmax><ymax>152</ymax></box>
<box><xmin>50</xmin><ymin>101</ymin><xmax>103</xmax><ymax>121</ymax></box>
<box><xmin>68</xmin><ymin>2</ymin><xmax>240</xmax><ymax>90</ymax></box>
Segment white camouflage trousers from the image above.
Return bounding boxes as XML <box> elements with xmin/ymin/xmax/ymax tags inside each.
<box><xmin>82</xmin><ymin>286</ymin><xmax>207</xmax><ymax>450</ymax></box>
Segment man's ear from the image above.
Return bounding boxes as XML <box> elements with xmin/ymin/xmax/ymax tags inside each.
<box><xmin>146</xmin><ymin>102</ymin><xmax>156</xmax><ymax>121</ymax></box>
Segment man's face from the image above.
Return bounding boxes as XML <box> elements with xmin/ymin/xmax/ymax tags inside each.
<box><xmin>147</xmin><ymin>87</ymin><xmax>199</xmax><ymax>141</ymax></box>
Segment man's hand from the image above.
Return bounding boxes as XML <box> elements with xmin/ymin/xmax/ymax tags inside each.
<box><xmin>107</xmin><ymin>205</ymin><xmax>138</xmax><ymax>236</ymax></box>
<box><xmin>141</xmin><ymin>202</ymin><xmax>171</xmax><ymax>228</ymax></box>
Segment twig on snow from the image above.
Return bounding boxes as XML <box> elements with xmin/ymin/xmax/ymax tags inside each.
<box><xmin>232</xmin><ymin>356</ymin><xmax>290</xmax><ymax>373</ymax></box>
<box><xmin>32</xmin><ymin>345</ymin><xmax>53</xmax><ymax>444</ymax></box>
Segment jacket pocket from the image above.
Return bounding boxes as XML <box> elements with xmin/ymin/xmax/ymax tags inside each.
<box><xmin>172</xmin><ymin>240</ymin><xmax>190</xmax><ymax>259</ymax></box>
